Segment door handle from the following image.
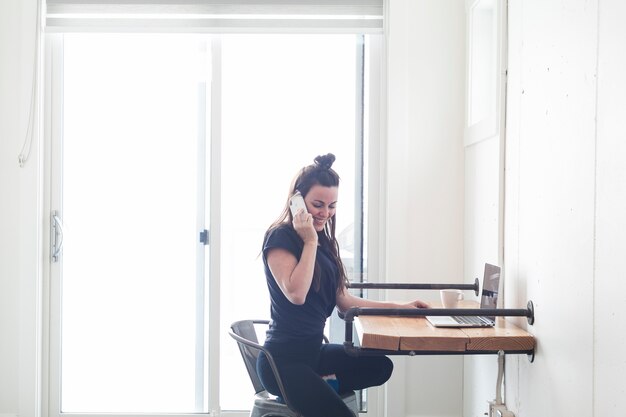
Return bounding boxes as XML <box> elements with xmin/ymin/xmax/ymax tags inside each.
<box><xmin>51</xmin><ymin>210</ymin><xmax>64</xmax><ymax>263</ymax></box>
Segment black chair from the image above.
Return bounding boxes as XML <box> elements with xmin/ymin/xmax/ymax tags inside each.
<box><xmin>229</xmin><ymin>319</ymin><xmax>359</xmax><ymax>417</ymax></box>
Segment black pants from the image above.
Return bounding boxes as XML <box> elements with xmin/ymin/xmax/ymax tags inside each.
<box><xmin>257</xmin><ymin>341</ymin><xmax>393</xmax><ymax>417</ymax></box>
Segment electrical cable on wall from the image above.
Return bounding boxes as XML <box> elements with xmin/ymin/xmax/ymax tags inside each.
<box><xmin>495</xmin><ymin>349</ymin><xmax>505</xmax><ymax>405</ymax></box>
<box><xmin>18</xmin><ymin>0</ymin><xmax>42</xmax><ymax>168</ymax></box>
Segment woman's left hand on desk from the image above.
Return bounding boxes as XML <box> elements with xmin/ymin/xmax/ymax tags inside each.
<box><xmin>403</xmin><ymin>300</ymin><xmax>430</xmax><ymax>309</ymax></box>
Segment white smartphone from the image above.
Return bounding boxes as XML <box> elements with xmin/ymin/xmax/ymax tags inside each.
<box><xmin>289</xmin><ymin>192</ymin><xmax>307</xmax><ymax>216</ymax></box>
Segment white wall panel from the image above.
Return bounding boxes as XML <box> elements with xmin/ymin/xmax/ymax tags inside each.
<box><xmin>464</xmin><ymin>138</ymin><xmax>500</xmax><ymax>278</ymax></box>
<box><xmin>0</xmin><ymin>0</ymin><xmax>26</xmax><ymax>414</ymax></box>
<box><xmin>385</xmin><ymin>1</ymin><xmax>413</xmax><ymax>416</ymax></box>
<box><xmin>502</xmin><ymin>1</ymin><xmax>525</xmax><ymax>413</ymax></box>
<box><xmin>405</xmin><ymin>0</ymin><xmax>465</xmax><ymax>285</ymax></box>
<box><xmin>385</xmin><ymin>1</ymin><xmax>465</xmax><ymax>416</ymax></box>
<box><xmin>594</xmin><ymin>1</ymin><xmax>626</xmax><ymax>415</ymax></box>
<box><xmin>504</xmin><ymin>1</ymin><xmax>598</xmax><ymax>416</ymax></box>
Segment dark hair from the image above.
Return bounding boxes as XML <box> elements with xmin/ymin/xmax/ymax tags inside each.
<box><xmin>264</xmin><ymin>153</ymin><xmax>347</xmax><ymax>294</ymax></box>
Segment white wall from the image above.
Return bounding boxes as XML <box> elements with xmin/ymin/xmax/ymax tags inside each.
<box><xmin>1</xmin><ymin>0</ymin><xmax>42</xmax><ymax>415</ymax></box>
<box><xmin>0</xmin><ymin>1</ymin><xmax>39</xmax><ymax>417</ymax></box>
<box><xmin>504</xmin><ymin>0</ymin><xmax>626</xmax><ymax>416</ymax></box>
<box><xmin>0</xmin><ymin>0</ymin><xmax>22</xmax><ymax>413</ymax></box>
<box><xmin>594</xmin><ymin>1</ymin><xmax>626</xmax><ymax>415</ymax></box>
<box><xmin>385</xmin><ymin>1</ymin><xmax>466</xmax><ymax>416</ymax></box>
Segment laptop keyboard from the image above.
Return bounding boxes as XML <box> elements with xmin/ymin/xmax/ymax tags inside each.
<box><xmin>452</xmin><ymin>315</ymin><xmax>492</xmax><ymax>326</ymax></box>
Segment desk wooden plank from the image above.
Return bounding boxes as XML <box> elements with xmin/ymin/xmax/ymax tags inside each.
<box><xmin>354</xmin><ymin>316</ymin><xmax>400</xmax><ymax>350</ymax></box>
<box><xmin>355</xmin><ymin>316</ymin><xmax>468</xmax><ymax>351</ymax></box>
<box><xmin>462</xmin><ymin>320</ymin><xmax>535</xmax><ymax>351</ymax></box>
<box><xmin>352</xmin><ymin>302</ymin><xmax>535</xmax><ymax>354</ymax></box>
<box><xmin>397</xmin><ymin>317</ymin><xmax>468</xmax><ymax>351</ymax></box>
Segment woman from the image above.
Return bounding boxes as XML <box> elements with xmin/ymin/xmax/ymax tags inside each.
<box><xmin>257</xmin><ymin>153</ymin><xmax>428</xmax><ymax>417</ymax></box>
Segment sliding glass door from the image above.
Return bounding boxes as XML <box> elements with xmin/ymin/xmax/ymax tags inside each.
<box><xmin>48</xmin><ymin>34</ymin><xmax>211</xmax><ymax>414</ymax></box>
<box><xmin>46</xmin><ymin>32</ymin><xmax>378</xmax><ymax>417</ymax></box>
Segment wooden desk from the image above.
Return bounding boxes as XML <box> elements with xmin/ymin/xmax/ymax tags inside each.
<box><xmin>348</xmin><ymin>302</ymin><xmax>535</xmax><ymax>356</ymax></box>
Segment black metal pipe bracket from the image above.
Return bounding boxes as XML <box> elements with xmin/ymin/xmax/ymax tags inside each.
<box><xmin>347</xmin><ymin>277</ymin><xmax>480</xmax><ymax>297</ymax></box>
<box><xmin>342</xmin><ymin>303</ymin><xmax>535</xmax><ymax>323</ymax></box>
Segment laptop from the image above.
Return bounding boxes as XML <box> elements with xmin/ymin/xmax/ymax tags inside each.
<box><xmin>426</xmin><ymin>263</ymin><xmax>501</xmax><ymax>328</ymax></box>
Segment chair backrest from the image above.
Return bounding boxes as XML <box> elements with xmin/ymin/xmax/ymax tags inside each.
<box><xmin>229</xmin><ymin>319</ymin><xmax>267</xmax><ymax>394</ymax></box>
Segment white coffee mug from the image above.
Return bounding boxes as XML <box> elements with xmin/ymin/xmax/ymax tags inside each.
<box><xmin>440</xmin><ymin>289</ymin><xmax>464</xmax><ymax>308</ymax></box>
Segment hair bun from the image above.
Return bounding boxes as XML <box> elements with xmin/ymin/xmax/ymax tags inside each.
<box><xmin>314</xmin><ymin>153</ymin><xmax>336</xmax><ymax>170</ymax></box>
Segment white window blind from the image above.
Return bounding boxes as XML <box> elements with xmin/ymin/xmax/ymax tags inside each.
<box><xmin>45</xmin><ymin>0</ymin><xmax>383</xmax><ymax>33</ymax></box>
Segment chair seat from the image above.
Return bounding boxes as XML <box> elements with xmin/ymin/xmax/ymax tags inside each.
<box><xmin>250</xmin><ymin>390</ymin><xmax>358</xmax><ymax>417</ymax></box>
<box><xmin>339</xmin><ymin>391</ymin><xmax>359</xmax><ymax>415</ymax></box>
<box><xmin>250</xmin><ymin>391</ymin><xmax>298</xmax><ymax>417</ymax></box>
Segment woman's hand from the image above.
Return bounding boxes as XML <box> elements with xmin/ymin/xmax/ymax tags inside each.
<box><xmin>266</xmin><ymin>211</ymin><xmax>318</xmax><ymax>305</ymax></box>
<box><xmin>292</xmin><ymin>210</ymin><xmax>318</xmax><ymax>245</ymax></box>
<box><xmin>336</xmin><ymin>291</ymin><xmax>430</xmax><ymax>313</ymax></box>
<box><xmin>402</xmin><ymin>299</ymin><xmax>430</xmax><ymax>309</ymax></box>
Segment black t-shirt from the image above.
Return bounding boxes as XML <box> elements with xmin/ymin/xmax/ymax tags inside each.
<box><xmin>262</xmin><ymin>224</ymin><xmax>340</xmax><ymax>344</ymax></box>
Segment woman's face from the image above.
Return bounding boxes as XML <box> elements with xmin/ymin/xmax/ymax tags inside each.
<box><xmin>304</xmin><ymin>185</ymin><xmax>338</xmax><ymax>232</ymax></box>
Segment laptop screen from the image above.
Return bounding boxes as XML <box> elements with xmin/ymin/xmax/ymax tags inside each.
<box><xmin>480</xmin><ymin>263</ymin><xmax>501</xmax><ymax>320</ymax></box>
